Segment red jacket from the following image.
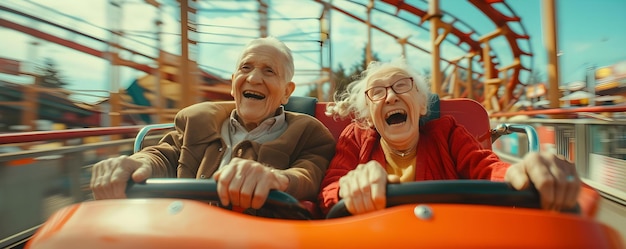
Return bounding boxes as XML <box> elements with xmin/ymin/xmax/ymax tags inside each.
<box><xmin>318</xmin><ymin>115</ymin><xmax>510</xmax><ymax>214</ymax></box>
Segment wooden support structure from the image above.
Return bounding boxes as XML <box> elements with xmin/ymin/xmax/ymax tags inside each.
<box><xmin>428</xmin><ymin>0</ymin><xmax>443</xmax><ymax>95</ymax></box>
<box><xmin>543</xmin><ymin>0</ymin><xmax>561</xmax><ymax>110</ymax></box>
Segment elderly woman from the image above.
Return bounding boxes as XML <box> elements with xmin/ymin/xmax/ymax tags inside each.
<box><xmin>318</xmin><ymin>58</ymin><xmax>580</xmax><ymax>215</ymax></box>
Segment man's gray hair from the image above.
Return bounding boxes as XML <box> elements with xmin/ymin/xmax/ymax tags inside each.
<box><xmin>236</xmin><ymin>36</ymin><xmax>295</xmax><ymax>82</ymax></box>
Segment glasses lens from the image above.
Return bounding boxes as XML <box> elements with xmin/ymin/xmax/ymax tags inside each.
<box><xmin>367</xmin><ymin>87</ymin><xmax>386</xmax><ymax>100</ymax></box>
<box><xmin>393</xmin><ymin>78</ymin><xmax>413</xmax><ymax>94</ymax></box>
<box><xmin>366</xmin><ymin>78</ymin><xmax>413</xmax><ymax>101</ymax></box>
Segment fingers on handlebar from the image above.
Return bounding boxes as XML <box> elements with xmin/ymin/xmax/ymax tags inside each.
<box><xmin>509</xmin><ymin>152</ymin><xmax>581</xmax><ymax>212</ymax></box>
<box><xmin>339</xmin><ymin>161</ymin><xmax>388</xmax><ymax>215</ymax></box>
<box><xmin>214</xmin><ymin>158</ymin><xmax>281</xmax><ymax>210</ymax></box>
<box><xmin>91</xmin><ymin>156</ymin><xmax>150</xmax><ymax>200</ymax></box>
<box><xmin>355</xmin><ymin>171</ymin><xmax>374</xmax><ymax>214</ymax></box>
<box><xmin>504</xmin><ymin>163</ymin><xmax>531</xmax><ymax>191</ymax></box>
<box><xmin>214</xmin><ymin>158</ymin><xmax>255</xmax><ymax>208</ymax></box>
<box><xmin>547</xmin><ymin>154</ymin><xmax>580</xmax><ymax>211</ymax></box>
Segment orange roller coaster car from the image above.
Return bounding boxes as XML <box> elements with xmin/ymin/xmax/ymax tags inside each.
<box><xmin>25</xmin><ymin>179</ymin><xmax>622</xmax><ymax>249</ymax></box>
<box><xmin>25</xmin><ymin>98</ymin><xmax>624</xmax><ymax>249</ymax></box>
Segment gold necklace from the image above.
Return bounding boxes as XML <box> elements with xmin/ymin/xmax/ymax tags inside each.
<box><xmin>381</xmin><ymin>139</ymin><xmax>417</xmax><ymax>157</ymax></box>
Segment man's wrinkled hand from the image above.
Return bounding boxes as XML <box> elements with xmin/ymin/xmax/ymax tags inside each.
<box><xmin>90</xmin><ymin>155</ymin><xmax>152</xmax><ymax>200</ymax></box>
<box><xmin>213</xmin><ymin>158</ymin><xmax>289</xmax><ymax>209</ymax></box>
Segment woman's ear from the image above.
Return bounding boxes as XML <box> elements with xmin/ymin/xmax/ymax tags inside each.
<box><xmin>419</xmin><ymin>95</ymin><xmax>428</xmax><ymax>116</ymax></box>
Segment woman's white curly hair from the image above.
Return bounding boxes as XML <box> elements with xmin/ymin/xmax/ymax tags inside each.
<box><xmin>326</xmin><ymin>57</ymin><xmax>430</xmax><ymax>128</ymax></box>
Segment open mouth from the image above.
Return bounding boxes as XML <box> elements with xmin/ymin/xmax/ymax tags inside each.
<box><xmin>243</xmin><ymin>90</ymin><xmax>265</xmax><ymax>100</ymax></box>
<box><xmin>385</xmin><ymin>110</ymin><xmax>407</xmax><ymax>125</ymax></box>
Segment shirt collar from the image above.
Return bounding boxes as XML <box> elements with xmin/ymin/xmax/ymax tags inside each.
<box><xmin>229</xmin><ymin>106</ymin><xmax>286</xmax><ymax>133</ymax></box>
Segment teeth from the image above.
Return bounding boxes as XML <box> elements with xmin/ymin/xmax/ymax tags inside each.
<box><xmin>385</xmin><ymin>110</ymin><xmax>406</xmax><ymax>118</ymax></box>
<box><xmin>244</xmin><ymin>90</ymin><xmax>265</xmax><ymax>96</ymax></box>
<box><xmin>385</xmin><ymin>109</ymin><xmax>408</xmax><ymax>125</ymax></box>
<box><xmin>243</xmin><ymin>90</ymin><xmax>265</xmax><ymax>99</ymax></box>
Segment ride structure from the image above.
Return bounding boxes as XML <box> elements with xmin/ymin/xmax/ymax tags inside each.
<box><xmin>1</xmin><ymin>0</ymin><xmax>539</xmax><ymax>126</ymax></box>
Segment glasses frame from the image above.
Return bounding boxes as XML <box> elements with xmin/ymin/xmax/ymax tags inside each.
<box><xmin>364</xmin><ymin>77</ymin><xmax>414</xmax><ymax>101</ymax></box>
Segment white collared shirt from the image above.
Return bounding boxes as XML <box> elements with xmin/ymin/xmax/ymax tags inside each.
<box><xmin>219</xmin><ymin>106</ymin><xmax>288</xmax><ymax>168</ymax></box>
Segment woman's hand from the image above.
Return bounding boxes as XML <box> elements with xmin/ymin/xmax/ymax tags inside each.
<box><xmin>213</xmin><ymin>158</ymin><xmax>289</xmax><ymax>209</ymax></box>
<box><xmin>338</xmin><ymin>161</ymin><xmax>399</xmax><ymax>215</ymax></box>
<box><xmin>505</xmin><ymin>152</ymin><xmax>580</xmax><ymax>211</ymax></box>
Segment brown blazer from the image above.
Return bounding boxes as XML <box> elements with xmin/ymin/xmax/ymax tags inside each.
<box><xmin>130</xmin><ymin>101</ymin><xmax>336</xmax><ymax>201</ymax></box>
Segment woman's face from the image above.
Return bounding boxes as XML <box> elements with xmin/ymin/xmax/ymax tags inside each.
<box><xmin>365</xmin><ymin>70</ymin><xmax>427</xmax><ymax>150</ymax></box>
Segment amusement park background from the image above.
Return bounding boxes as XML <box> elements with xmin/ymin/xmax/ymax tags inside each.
<box><xmin>0</xmin><ymin>0</ymin><xmax>625</xmax><ymax>247</ymax></box>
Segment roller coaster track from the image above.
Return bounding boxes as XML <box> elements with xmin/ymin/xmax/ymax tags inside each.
<box><xmin>0</xmin><ymin>0</ymin><xmax>533</xmax><ymax>112</ymax></box>
<box><xmin>320</xmin><ymin>0</ymin><xmax>533</xmax><ymax>109</ymax></box>
<box><xmin>0</xmin><ymin>5</ymin><xmax>155</xmax><ymax>74</ymax></box>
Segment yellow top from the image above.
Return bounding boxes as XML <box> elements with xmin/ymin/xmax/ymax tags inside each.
<box><xmin>381</xmin><ymin>142</ymin><xmax>417</xmax><ymax>182</ymax></box>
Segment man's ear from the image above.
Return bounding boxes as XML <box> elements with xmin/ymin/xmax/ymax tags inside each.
<box><xmin>230</xmin><ymin>74</ymin><xmax>235</xmax><ymax>97</ymax></box>
<box><xmin>281</xmin><ymin>81</ymin><xmax>296</xmax><ymax>104</ymax></box>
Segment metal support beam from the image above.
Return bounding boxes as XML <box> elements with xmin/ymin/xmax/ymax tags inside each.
<box><xmin>429</xmin><ymin>0</ymin><xmax>442</xmax><ymax>95</ymax></box>
<box><xmin>365</xmin><ymin>0</ymin><xmax>374</xmax><ymax>64</ymax></box>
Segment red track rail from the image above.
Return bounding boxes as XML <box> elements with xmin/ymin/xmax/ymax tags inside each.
<box><xmin>0</xmin><ymin>126</ymin><xmax>143</xmax><ymax>144</ymax></box>
<box><xmin>490</xmin><ymin>104</ymin><xmax>626</xmax><ymax>118</ymax></box>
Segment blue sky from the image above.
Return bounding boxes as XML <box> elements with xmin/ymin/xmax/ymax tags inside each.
<box><xmin>0</xmin><ymin>0</ymin><xmax>624</xmax><ymax>103</ymax></box>
<box><xmin>505</xmin><ymin>0</ymin><xmax>626</xmax><ymax>83</ymax></box>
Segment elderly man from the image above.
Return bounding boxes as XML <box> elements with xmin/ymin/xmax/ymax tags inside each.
<box><xmin>91</xmin><ymin>37</ymin><xmax>335</xmax><ymax>212</ymax></box>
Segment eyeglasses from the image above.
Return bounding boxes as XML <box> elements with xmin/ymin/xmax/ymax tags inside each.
<box><xmin>364</xmin><ymin>77</ymin><xmax>414</xmax><ymax>101</ymax></box>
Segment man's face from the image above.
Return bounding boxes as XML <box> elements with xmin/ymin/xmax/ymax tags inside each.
<box><xmin>231</xmin><ymin>44</ymin><xmax>295</xmax><ymax>129</ymax></box>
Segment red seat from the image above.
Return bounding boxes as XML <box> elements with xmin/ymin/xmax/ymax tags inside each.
<box><xmin>134</xmin><ymin>97</ymin><xmax>598</xmax><ymax>219</ymax></box>
<box><xmin>315</xmin><ymin>98</ymin><xmax>492</xmax><ymax>149</ymax></box>
<box><xmin>314</xmin><ymin>98</ymin><xmax>598</xmax><ymax>218</ymax></box>
<box><xmin>134</xmin><ymin>97</ymin><xmax>491</xmax><ymax>152</ymax></box>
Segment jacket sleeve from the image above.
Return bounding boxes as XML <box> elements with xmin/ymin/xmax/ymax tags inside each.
<box><xmin>445</xmin><ymin>116</ymin><xmax>510</xmax><ymax>181</ymax></box>
<box><xmin>129</xmin><ymin>129</ymin><xmax>181</xmax><ymax>178</ymax></box>
<box><xmin>275</xmin><ymin>117</ymin><xmax>336</xmax><ymax>201</ymax></box>
<box><xmin>318</xmin><ymin>123</ymin><xmax>362</xmax><ymax>215</ymax></box>
<box><xmin>128</xmin><ymin>105</ymin><xmax>198</xmax><ymax>178</ymax></box>
<box><xmin>129</xmin><ymin>102</ymin><xmax>231</xmax><ymax>178</ymax></box>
